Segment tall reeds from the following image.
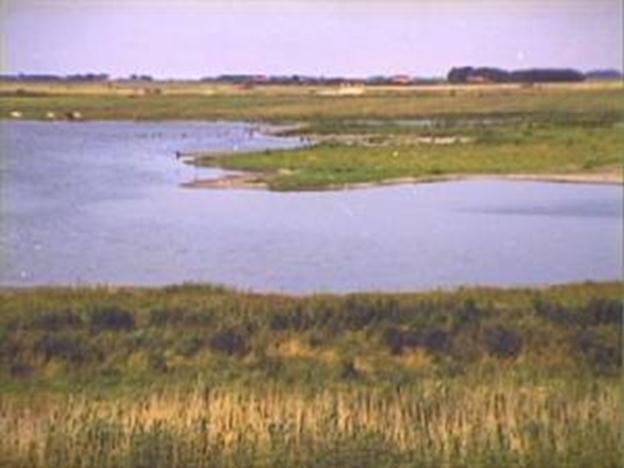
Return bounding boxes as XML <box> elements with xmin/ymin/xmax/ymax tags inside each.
<box><xmin>0</xmin><ymin>379</ymin><xmax>619</xmax><ymax>467</ymax></box>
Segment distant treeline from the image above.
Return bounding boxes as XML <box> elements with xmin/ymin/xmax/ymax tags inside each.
<box><xmin>1</xmin><ymin>68</ymin><xmax>621</xmax><ymax>84</ymax></box>
<box><xmin>201</xmin><ymin>74</ymin><xmax>439</xmax><ymax>85</ymax></box>
<box><xmin>0</xmin><ymin>73</ymin><xmax>111</xmax><ymax>82</ymax></box>
<box><xmin>447</xmin><ymin>67</ymin><xmax>622</xmax><ymax>83</ymax></box>
<box><xmin>0</xmin><ymin>73</ymin><xmax>152</xmax><ymax>83</ymax></box>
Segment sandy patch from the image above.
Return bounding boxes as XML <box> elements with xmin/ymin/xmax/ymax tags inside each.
<box><xmin>182</xmin><ymin>174</ymin><xmax>267</xmax><ymax>189</ymax></box>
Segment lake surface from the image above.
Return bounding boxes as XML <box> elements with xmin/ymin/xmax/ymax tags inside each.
<box><xmin>1</xmin><ymin>121</ymin><xmax>621</xmax><ymax>293</ymax></box>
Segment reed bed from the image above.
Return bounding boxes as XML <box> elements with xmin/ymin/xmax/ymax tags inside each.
<box><xmin>0</xmin><ymin>380</ymin><xmax>620</xmax><ymax>467</ymax></box>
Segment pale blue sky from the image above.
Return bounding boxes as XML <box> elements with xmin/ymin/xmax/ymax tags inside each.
<box><xmin>1</xmin><ymin>0</ymin><xmax>621</xmax><ymax>78</ymax></box>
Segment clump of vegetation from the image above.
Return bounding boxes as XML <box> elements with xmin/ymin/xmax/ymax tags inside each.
<box><xmin>483</xmin><ymin>326</ymin><xmax>523</xmax><ymax>358</ymax></box>
<box><xmin>89</xmin><ymin>305</ymin><xmax>135</xmax><ymax>332</ymax></box>
<box><xmin>34</xmin><ymin>334</ymin><xmax>94</xmax><ymax>364</ymax></box>
<box><xmin>208</xmin><ymin>328</ymin><xmax>249</xmax><ymax>356</ymax></box>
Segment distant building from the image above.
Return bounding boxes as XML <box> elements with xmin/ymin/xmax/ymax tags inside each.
<box><xmin>389</xmin><ymin>75</ymin><xmax>412</xmax><ymax>85</ymax></box>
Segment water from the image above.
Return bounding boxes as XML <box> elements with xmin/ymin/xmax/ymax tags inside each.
<box><xmin>1</xmin><ymin>121</ymin><xmax>621</xmax><ymax>293</ymax></box>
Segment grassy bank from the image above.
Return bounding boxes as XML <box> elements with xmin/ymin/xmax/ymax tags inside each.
<box><xmin>0</xmin><ymin>282</ymin><xmax>621</xmax><ymax>466</ymax></box>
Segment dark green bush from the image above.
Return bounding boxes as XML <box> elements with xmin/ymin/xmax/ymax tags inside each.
<box><xmin>269</xmin><ymin>312</ymin><xmax>291</xmax><ymax>331</ymax></box>
<box><xmin>343</xmin><ymin>298</ymin><xmax>384</xmax><ymax>330</ymax></box>
<box><xmin>420</xmin><ymin>328</ymin><xmax>452</xmax><ymax>353</ymax></box>
<box><xmin>32</xmin><ymin>309</ymin><xmax>83</xmax><ymax>331</ymax></box>
<box><xmin>9</xmin><ymin>362</ymin><xmax>33</xmax><ymax>378</ymax></box>
<box><xmin>453</xmin><ymin>298</ymin><xmax>482</xmax><ymax>329</ymax></box>
<box><xmin>269</xmin><ymin>307</ymin><xmax>314</xmax><ymax>331</ymax></box>
<box><xmin>35</xmin><ymin>334</ymin><xmax>94</xmax><ymax>363</ymax></box>
<box><xmin>382</xmin><ymin>326</ymin><xmax>450</xmax><ymax>355</ymax></box>
<box><xmin>483</xmin><ymin>326</ymin><xmax>523</xmax><ymax>359</ymax></box>
<box><xmin>583</xmin><ymin>298</ymin><xmax>622</xmax><ymax>326</ymax></box>
<box><xmin>148</xmin><ymin>307</ymin><xmax>213</xmax><ymax>327</ymax></box>
<box><xmin>533</xmin><ymin>296</ymin><xmax>621</xmax><ymax>327</ymax></box>
<box><xmin>532</xmin><ymin>296</ymin><xmax>574</xmax><ymax>325</ymax></box>
<box><xmin>89</xmin><ymin>305</ymin><xmax>135</xmax><ymax>332</ymax></box>
<box><xmin>574</xmin><ymin>330</ymin><xmax>621</xmax><ymax>374</ymax></box>
<box><xmin>382</xmin><ymin>326</ymin><xmax>406</xmax><ymax>355</ymax></box>
<box><xmin>209</xmin><ymin>328</ymin><xmax>249</xmax><ymax>356</ymax></box>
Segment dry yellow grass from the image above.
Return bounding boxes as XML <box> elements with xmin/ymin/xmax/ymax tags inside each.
<box><xmin>0</xmin><ymin>380</ymin><xmax>619</xmax><ymax>466</ymax></box>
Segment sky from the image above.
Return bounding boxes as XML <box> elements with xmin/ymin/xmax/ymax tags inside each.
<box><xmin>1</xmin><ymin>0</ymin><xmax>621</xmax><ymax>78</ymax></box>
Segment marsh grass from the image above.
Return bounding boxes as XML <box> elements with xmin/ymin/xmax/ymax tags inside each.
<box><xmin>0</xmin><ymin>379</ymin><xmax>620</xmax><ymax>467</ymax></box>
<box><xmin>0</xmin><ymin>282</ymin><xmax>621</xmax><ymax>466</ymax></box>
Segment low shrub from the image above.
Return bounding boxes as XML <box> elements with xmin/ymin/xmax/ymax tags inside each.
<box><xmin>32</xmin><ymin>309</ymin><xmax>83</xmax><ymax>331</ymax></box>
<box><xmin>269</xmin><ymin>308</ymin><xmax>314</xmax><ymax>331</ymax></box>
<box><xmin>9</xmin><ymin>362</ymin><xmax>33</xmax><ymax>378</ymax></box>
<box><xmin>583</xmin><ymin>298</ymin><xmax>622</xmax><ymax>326</ymax></box>
<box><xmin>483</xmin><ymin>326</ymin><xmax>523</xmax><ymax>359</ymax></box>
<box><xmin>209</xmin><ymin>328</ymin><xmax>249</xmax><ymax>356</ymax></box>
<box><xmin>574</xmin><ymin>330</ymin><xmax>621</xmax><ymax>374</ymax></box>
<box><xmin>453</xmin><ymin>298</ymin><xmax>482</xmax><ymax>329</ymax></box>
<box><xmin>343</xmin><ymin>298</ymin><xmax>385</xmax><ymax>330</ymax></box>
<box><xmin>382</xmin><ymin>326</ymin><xmax>451</xmax><ymax>355</ymax></box>
<box><xmin>533</xmin><ymin>296</ymin><xmax>621</xmax><ymax>327</ymax></box>
<box><xmin>382</xmin><ymin>326</ymin><xmax>406</xmax><ymax>355</ymax></box>
<box><xmin>148</xmin><ymin>308</ymin><xmax>213</xmax><ymax>327</ymax></box>
<box><xmin>420</xmin><ymin>328</ymin><xmax>452</xmax><ymax>353</ymax></box>
<box><xmin>35</xmin><ymin>334</ymin><xmax>94</xmax><ymax>364</ymax></box>
<box><xmin>89</xmin><ymin>305</ymin><xmax>135</xmax><ymax>332</ymax></box>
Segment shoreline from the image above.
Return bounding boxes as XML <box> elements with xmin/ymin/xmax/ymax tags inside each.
<box><xmin>182</xmin><ymin>169</ymin><xmax>623</xmax><ymax>191</ymax></box>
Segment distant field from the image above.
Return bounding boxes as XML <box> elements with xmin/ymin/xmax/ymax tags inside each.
<box><xmin>1</xmin><ymin>80</ymin><xmax>622</xmax><ymax>121</ymax></box>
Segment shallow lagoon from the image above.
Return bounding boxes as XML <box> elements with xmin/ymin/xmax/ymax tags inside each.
<box><xmin>1</xmin><ymin>121</ymin><xmax>621</xmax><ymax>293</ymax></box>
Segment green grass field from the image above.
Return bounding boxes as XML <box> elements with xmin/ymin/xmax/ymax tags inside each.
<box><xmin>1</xmin><ymin>81</ymin><xmax>622</xmax><ymax>122</ymax></box>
